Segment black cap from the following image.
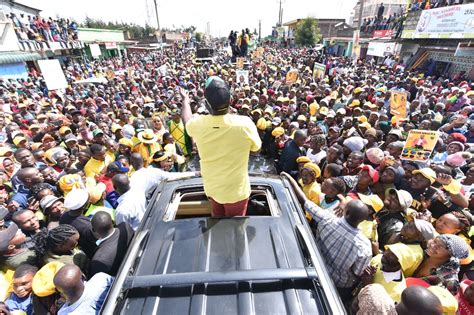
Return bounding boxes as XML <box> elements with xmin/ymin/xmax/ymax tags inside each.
<box><xmin>204</xmin><ymin>76</ymin><xmax>230</xmax><ymax>115</ymax></box>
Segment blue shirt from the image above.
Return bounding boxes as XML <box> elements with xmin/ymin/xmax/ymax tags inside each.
<box><xmin>5</xmin><ymin>293</ymin><xmax>32</xmax><ymax>315</ymax></box>
<box><xmin>58</xmin><ymin>273</ymin><xmax>114</xmax><ymax>315</ymax></box>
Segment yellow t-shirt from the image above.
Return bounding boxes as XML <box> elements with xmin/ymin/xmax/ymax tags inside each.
<box><xmin>370</xmin><ymin>255</ymin><xmax>406</xmax><ymax>302</ymax></box>
<box><xmin>133</xmin><ymin>142</ymin><xmax>162</xmax><ymax>167</ymax></box>
<box><xmin>84</xmin><ymin>156</ymin><xmax>113</xmax><ymax>179</ymax></box>
<box><xmin>186</xmin><ymin>114</ymin><xmax>261</xmax><ymax>204</ymax></box>
<box><xmin>301</xmin><ymin>180</ymin><xmax>321</xmax><ymax>221</ymax></box>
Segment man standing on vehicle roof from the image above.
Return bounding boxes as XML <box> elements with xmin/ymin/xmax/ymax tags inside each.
<box><xmin>182</xmin><ymin>77</ymin><xmax>261</xmax><ymax>217</ymax></box>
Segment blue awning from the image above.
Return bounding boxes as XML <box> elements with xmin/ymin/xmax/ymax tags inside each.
<box><xmin>0</xmin><ymin>52</ymin><xmax>42</xmax><ymax>65</ymax></box>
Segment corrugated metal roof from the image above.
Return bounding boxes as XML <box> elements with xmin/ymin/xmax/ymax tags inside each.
<box><xmin>0</xmin><ymin>51</ymin><xmax>42</xmax><ymax>65</ymax></box>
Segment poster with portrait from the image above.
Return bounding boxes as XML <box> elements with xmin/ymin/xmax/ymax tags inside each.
<box><xmin>390</xmin><ymin>90</ymin><xmax>407</xmax><ymax>119</ymax></box>
<box><xmin>236</xmin><ymin>70</ymin><xmax>249</xmax><ymax>85</ymax></box>
<box><xmin>236</xmin><ymin>57</ymin><xmax>245</xmax><ymax>69</ymax></box>
<box><xmin>401</xmin><ymin>130</ymin><xmax>440</xmax><ymax>162</ymax></box>
<box><xmin>285</xmin><ymin>69</ymin><xmax>299</xmax><ymax>85</ymax></box>
<box><xmin>313</xmin><ymin>62</ymin><xmax>326</xmax><ymax>81</ymax></box>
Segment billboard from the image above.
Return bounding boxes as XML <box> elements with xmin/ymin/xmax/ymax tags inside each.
<box><xmin>414</xmin><ymin>3</ymin><xmax>474</xmax><ymax>38</ymax></box>
<box><xmin>367</xmin><ymin>42</ymin><xmax>396</xmax><ymax>57</ymax></box>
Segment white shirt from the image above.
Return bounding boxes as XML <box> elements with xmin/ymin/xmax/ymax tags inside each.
<box><xmin>129</xmin><ymin>167</ymin><xmax>195</xmax><ymax>195</ymax></box>
<box><xmin>115</xmin><ymin>188</ymin><xmax>147</xmax><ymax>231</ymax></box>
<box><xmin>58</xmin><ymin>273</ymin><xmax>113</xmax><ymax>315</ymax></box>
<box><xmin>306</xmin><ymin>149</ymin><xmax>326</xmax><ymax>164</ymax></box>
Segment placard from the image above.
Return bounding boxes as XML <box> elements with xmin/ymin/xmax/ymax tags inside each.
<box><xmin>313</xmin><ymin>62</ymin><xmax>326</xmax><ymax>80</ymax></box>
<box><xmin>390</xmin><ymin>91</ymin><xmax>407</xmax><ymax>119</ymax></box>
<box><xmin>37</xmin><ymin>59</ymin><xmax>68</xmax><ymax>90</ymax></box>
<box><xmin>90</xmin><ymin>44</ymin><xmax>101</xmax><ymax>58</ymax></box>
<box><xmin>236</xmin><ymin>70</ymin><xmax>249</xmax><ymax>85</ymax></box>
<box><xmin>236</xmin><ymin>57</ymin><xmax>245</xmax><ymax>69</ymax></box>
<box><xmin>401</xmin><ymin>130</ymin><xmax>440</xmax><ymax>162</ymax></box>
<box><xmin>285</xmin><ymin>69</ymin><xmax>298</xmax><ymax>85</ymax></box>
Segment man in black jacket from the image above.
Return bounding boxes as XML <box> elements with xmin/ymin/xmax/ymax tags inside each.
<box><xmin>90</xmin><ymin>211</ymin><xmax>134</xmax><ymax>277</ymax></box>
<box><xmin>277</xmin><ymin>130</ymin><xmax>306</xmax><ymax>179</ymax></box>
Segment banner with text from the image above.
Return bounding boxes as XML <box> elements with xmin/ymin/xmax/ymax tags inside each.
<box><xmin>414</xmin><ymin>3</ymin><xmax>474</xmax><ymax>39</ymax></box>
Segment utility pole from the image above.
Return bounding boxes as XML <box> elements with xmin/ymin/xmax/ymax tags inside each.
<box><xmin>352</xmin><ymin>0</ymin><xmax>364</xmax><ymax>59</ymax></box>
<box><xmin>153</xmin><ymin>0</ymin><xmax>160</xmax><ymax>30</ymax></box>
<box><xmin>277</xmin><ymin>0</ymin><xmax>284</xmax><ymax>26</ymax></box>
<box><xmin>153</xmin><ymin>0</ymin><xmax>161</xmax><ymax>50</ymax></box>
<box><xmin>258</xmin><ymin>20</ymin><xmax>261</xmax><ymax>41</ymax></box>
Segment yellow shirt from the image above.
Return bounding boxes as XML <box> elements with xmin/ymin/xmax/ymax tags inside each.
<box><xmin>186</xmin><ymin>114</ymin><xmax>261</xmax><ymax>204</ymax></box>
<box><xmin>358</xmin><ymin>220</ymin><xmax>378</xmax><ymax>242</ymax></box>
<box><xmin>133</xmin><ymin>142</ymin><xmax>162</xmax><ymax>167</ymax></box>
<box><xmin>106</xmin><ymin>151</ymin><xmax>116</xmax><ymax>162</ymax></box>
<box><xmin>370</xmin><ymin>255</ymin><xmax>406</xmax><ymax>302</ymax></box>
<box><xmin>84</xmin><ymin>156</ymin><xmax>112</xmax><ymax>179</ymax></box>
<box><xmin>301</xmin><ymin>180</ymin><xmax>321</xmax><ymax>221</ymax></box>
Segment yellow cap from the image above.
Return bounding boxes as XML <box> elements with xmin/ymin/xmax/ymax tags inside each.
<box><xmin>59</xmin><ymin>126</ymin><xmax>71</xmax><ymax>135</ymax></box>
<box><xmin>303</xmin><ymin>162</ymin><xmax>321</xmax><ymax>178</ymax></box>
<box><xmin>349</xmin><ymin>100</ymin><xmax>361</xmax><ymax>107</ymax></box>
<box><xmin>256</xmin><ymin>118</ymin><xmax>268</xmax><ymax>131</ymax></box>
<box><xmin>118</xmin><ymin>138</ymin><xmax>133</xmax><ymax>148</ymax></box>
<box><xmin>358</xmin><ymin>115</ymin><xmax>368</xmax><ymax>123</ymax></box>
<box><xmin>427</xmin><ymin>286</ymin><xmax>458</xmax><ymax>315</ymax></box>
<box><xmin>413</xmin><ymin>168</ymin><xmax>437</xmax><ymax>184</ymax></box>
<box><xmin>309</xmin><ymin>102</ymin><xmax>319</xmax><ymax>116</ymax></box>
<box><xmin>32</xmin><ymin>261</ymin><xmax>65</xmax><ymax>297</ymax></box>
<box><xmin>111</xmin><ymin>123</ymin><xmax>123</xmax><ymax>133</ymax></box>
<box><xmin>0</xmin><ymin>147</ymin><xmax>13</xmax><ymax>157</ymax></box>
<box><xmin>358</xmin><ymin>193</ymin><xmax>384</xmax><ymax>212</ymax></box>
<box><xmin>271</xmin><ymin>127</ymin><xmax>285</xmax><ymax>137</ymax></box>
<box><xmin>296</xmin><ymin>156</ymin><xmax>311</xmax><ymax>164</ymax></box>
<box><xmin>13</xmin><ymin>136</ymin><xmax>26</xmax><ymax>147</ymax></box>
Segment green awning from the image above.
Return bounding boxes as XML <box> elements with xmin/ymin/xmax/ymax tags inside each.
<box><xmin>0</xmin><ymin>52</ymin><xmax>42</xmax><ymax>65</ymax></box>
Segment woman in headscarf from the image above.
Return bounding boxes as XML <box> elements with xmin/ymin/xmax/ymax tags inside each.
<box><xmin>342</xmin><ymin>136</ymin><xmax>368</xmax><ymax>158</ymax></box>
<box><xmin>352</xmin><ymin>284</ymin><xmax>396</xmax><ymax>315</ymax></box>
<box><xmin>0</xmin><ymin>157</ymin><xmax>19</xmax><ymax>180</ymax></box>
<box><xmin>414</xmin><ymin>234</ymin><xmax>470</xmax><ymax>295</ymax></box>
<box><xmin>298</xmin><ymin>162</ymin><xmax>321</xmax><ymax>221</ymax></box>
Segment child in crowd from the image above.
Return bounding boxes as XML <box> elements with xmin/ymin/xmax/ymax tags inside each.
<box><xmin>5</xmin><ymin>264</ymin><xmax>38</xmax><ymax>315</ymax></box>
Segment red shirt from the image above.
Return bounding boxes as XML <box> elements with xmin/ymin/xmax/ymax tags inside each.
<box><xmin>456</xmin><ymin>280</ymin><xmax>474</xmax><ymax>315</ymax></box>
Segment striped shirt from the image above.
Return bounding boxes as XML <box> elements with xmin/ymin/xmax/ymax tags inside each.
<box><xmin>305</xmin><ymin>200</ymin><xmax>372</xmax><ymax>288</ymax></box>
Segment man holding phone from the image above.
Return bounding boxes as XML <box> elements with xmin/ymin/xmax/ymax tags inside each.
<box><xmin>181</xmin><ymin>77</ymin><xmax>261</xmax><ymax>217</ymax></box>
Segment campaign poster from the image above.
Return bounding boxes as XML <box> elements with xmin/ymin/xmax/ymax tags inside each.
<box><xmin>313</xmin><ymin>62</ymin><xmax>326</xmax><ymax>81</ymax></box>
<box><xmin>236</xmin><ymin>57</ymin><xmax>245</xmax><ymax>69</ymax></box>
<box><xmin>285</xmin><ymin>69</ymin><xmax>298</xmax><ymax>85</ymax></box>
<box><xmin>236</xmin><ymin>70</ymin><xmax>249</xmax><ymax>85</ymax></box>
<box><xmin>401</xmin><ymin>130</ymin><xmax>440</xmax><ymax>162</ymax></box>
<box><xmin>390</xmin><ymin>91</ymin><xmax>407</xmax><ymax>119</ymax></box>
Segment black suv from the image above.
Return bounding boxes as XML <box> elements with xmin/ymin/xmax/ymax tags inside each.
<box><xmin>102</xmin><ymin>175</ymin><xmax>345</xmax><ymax>314</ymax></box>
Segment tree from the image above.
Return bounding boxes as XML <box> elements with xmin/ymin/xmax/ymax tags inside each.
<box><xmin>294</xmin><ymin>17</ymin><xmax>321</xmax><ymax>47</ymax></box>
<box><xmin>195</xmin><ymin>32</ymin><xmax>203</xmax><ymax>42</ymax></box>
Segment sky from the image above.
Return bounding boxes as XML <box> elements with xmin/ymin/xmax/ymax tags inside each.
<box><xmin>22</xmin><ymin>0</ymin><xmax>358</xmax><ymax>37</ymax></box>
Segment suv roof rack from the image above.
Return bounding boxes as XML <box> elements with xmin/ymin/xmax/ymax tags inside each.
<box><xmin>123</xmin><ymin>267</ymin><xmax>319</xmax><ymax>290</ymax></box>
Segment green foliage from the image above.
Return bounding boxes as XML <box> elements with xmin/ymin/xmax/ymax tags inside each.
<box><xmin>195</xmin><ymin>32</ymin><xmax>203</xmax><ymax>42</ymax></box>
<box><xmin>80</xmin><ymin>17</ymin><xmax>196</xmax><ymax>39</ymax></box>
<box><xmin>294</xmin><ymin>18</ymin><xmax>322</xmax><ymax>47</ymax></box>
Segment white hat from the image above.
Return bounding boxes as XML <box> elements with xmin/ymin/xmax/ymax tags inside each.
<box><xmin>64</xmin><ymin>188</ymin><xmax>89</xmax><ymax>211</ymax></box>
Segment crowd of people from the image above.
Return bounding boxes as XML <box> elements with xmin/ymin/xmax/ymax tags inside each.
<box><xmin>7</xmin><ymin>13</ymin><xmax>79</xmax><ymax>50</ymax></box>
<box><xmin>228</xmin><ymin>29</ymin><xmax>255</xmax><ymax>61</ymax></box>
<box><xmin>410</xmin><ymin>0</ymin><xmax>465</xmax><ymax>10</ymax></box>
<box><xmin>0</xmin><ymin>40</ymin><xmax>473</xmax><ymax>314</ymax></box>
<box><xmin>359</xmin><ymin>13</ymin><xmax>405</xmax><ymax>37</ymax></box>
